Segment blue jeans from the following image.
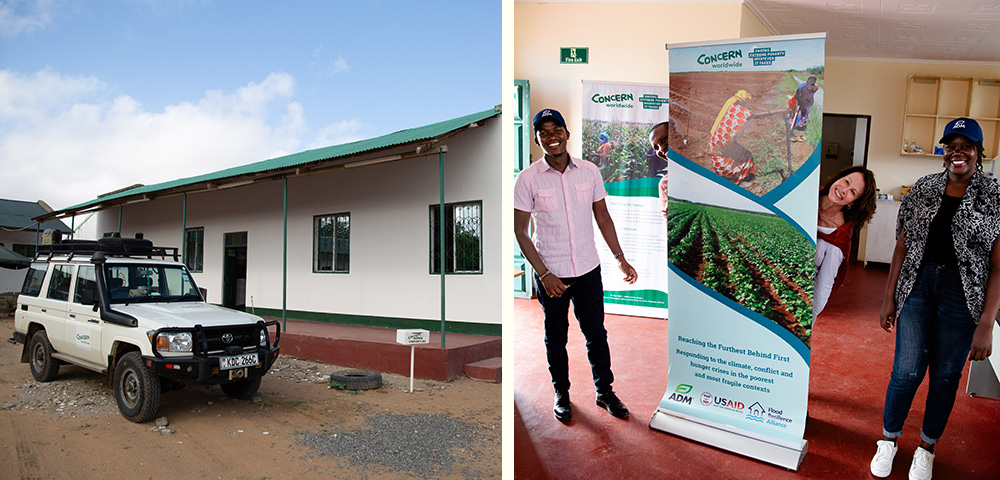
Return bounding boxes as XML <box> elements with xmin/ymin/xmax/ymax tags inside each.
<box><xmin>882</xmin><ymin>264</ymin><xmax>978</xmax><ymax>445</ymax></box>
<box><xmin>535</xmin><ymin>266</ymin><xmax>614</xmax><ymax>395</ymax></box>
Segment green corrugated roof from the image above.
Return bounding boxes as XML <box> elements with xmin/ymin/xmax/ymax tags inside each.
<box><xmin>43</xmin><ymin>106</ymin><xmax>500</xmax><ymax>220</ymax></box>
<box><xmin>0</xmin><ymin>199</ymin><xmax>71</xmax><ymax>231</ymax></box>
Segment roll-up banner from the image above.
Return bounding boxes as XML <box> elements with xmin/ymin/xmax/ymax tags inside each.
<box><xmin>648</xmin><ymin>33</ymin><xmax>825</xmax><ymax>470</ymax></box>
<box><xmin>581</xmin><ymin>81</ymin><xmax>670</xmax><ymax>318</ymax></box>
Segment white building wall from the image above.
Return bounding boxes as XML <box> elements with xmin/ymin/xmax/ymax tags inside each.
<box><xmin>96</xmin><ymin>116</ymin><xmax>502</xmax><ymax>329</ymax></box>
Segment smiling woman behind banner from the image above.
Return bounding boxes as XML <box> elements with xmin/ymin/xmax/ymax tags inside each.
<box><xmin>814</xmin><ymin>166</ymin><xmax>876</xmax><ymax>320</ymax></box>
<box><xmin>870</xmin><ymin>117</ymin><xmax>1000</xmax><ymax>480</ymax></box>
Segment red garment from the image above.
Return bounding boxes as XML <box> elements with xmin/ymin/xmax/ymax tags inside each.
<box><xmin>709</xmin><ymin>104</ymin><xmax>755</xmax><ymax>182</ymax></box>
<box><xmin>817</xmin><ymin>220</ymin><xmax>854</xmax><ymax>292</ymax></box>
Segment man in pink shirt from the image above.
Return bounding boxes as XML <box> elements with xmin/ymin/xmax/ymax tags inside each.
<box><xmin>514</xmin><ymin>108</ymin><xmax>638</xmax><ymax>422</ymax></box>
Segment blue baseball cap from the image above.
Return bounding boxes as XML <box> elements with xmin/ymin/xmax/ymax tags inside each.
<box><xmin>939</xmin><ymin>117</ymin><xmax>983</xmax><ymax>144</ymax></box>
<box><xmin>532</xmin><ymin>108</ymin><xmax>567</xmax><ymax>132</ymax></box>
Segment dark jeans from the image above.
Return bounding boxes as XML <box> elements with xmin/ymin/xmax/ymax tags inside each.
<box><xmin>535</xmin><ymin>266</ymin><xmax>614</xmax><ymax>395</ymax></box>
<box><xmin>882</xmin><ymin>264</ymin><xmax>978</xmax><ymax>445</ymax></box>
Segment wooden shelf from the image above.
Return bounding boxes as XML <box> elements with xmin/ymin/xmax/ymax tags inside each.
<box><xmin>902</xmin><ymin>75</ymin><xmax>1000</xmax><ymax>158</ymax></box>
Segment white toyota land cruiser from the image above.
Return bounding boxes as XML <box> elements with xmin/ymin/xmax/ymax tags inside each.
<box><xmin>9</xmin><ymin>236</ymin><xmax>280</xmax><ymax>423</ymax></box>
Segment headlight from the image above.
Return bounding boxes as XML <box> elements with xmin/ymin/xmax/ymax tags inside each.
<box><xmin>152</xmin><ymin>331</ymin><xmax>193</xmax><ymax>352</ymax></box>
<box><xmin>259</xmin><ymin>329</ymin><xmax>267</xmax><ymax>347</ymax></box>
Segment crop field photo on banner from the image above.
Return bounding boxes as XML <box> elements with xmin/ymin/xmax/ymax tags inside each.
<box><xmin>667</xmin><ymin>170</ymin><xmax>815</xmax><ymax>347</ymax></box>
<box><xmin>582</xmin><ymin>120</ymin><xmax>667</xmax><ymax>184</ymax></box>
<box><xmin>669</xmin><ymin>69</ymin><xmax>823</xmax><ymax>197</ymax></box>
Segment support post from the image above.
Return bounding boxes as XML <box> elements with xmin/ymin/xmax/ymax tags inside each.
<box><xmin>181</xmin><ymin>194</ymin><xmax>187</xmax><ymax>262</ymax></box>
<box><xmin>282</xmin><ymin>177</ymin><xmax>288</xmax><ymax>332</ymax></box>
<box><xmin>438</xmin><ymin>148</ymin><xmax>446</xmax><ymax>347</ymax></box>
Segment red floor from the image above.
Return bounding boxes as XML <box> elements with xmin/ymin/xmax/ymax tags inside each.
<box><xmin>513</xmin><ymin>264</ymin><xmax>1000</xmax><ymax>479</ymax></box>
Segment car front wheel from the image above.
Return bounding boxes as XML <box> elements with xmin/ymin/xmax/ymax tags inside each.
<box><xmin>114</xmin><ymin>352</ymin><xmax>161</xmax><ymax>423</ymax></box>
<box><xmin>28</xmin><ymin>330</ymin><xmax>60</xmax><ymax>382</ymax></box>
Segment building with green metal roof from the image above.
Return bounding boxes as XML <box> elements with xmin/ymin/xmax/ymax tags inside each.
<box><xmin>36</xmin><ymin>107</ymin><xmax>503</xmax><ymax>337</ymax></box>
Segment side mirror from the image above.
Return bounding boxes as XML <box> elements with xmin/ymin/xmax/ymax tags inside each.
<box><xmin>80</xmin><ymin>289</ymin><xmax>97</xmax><ymax>306</ymax></box>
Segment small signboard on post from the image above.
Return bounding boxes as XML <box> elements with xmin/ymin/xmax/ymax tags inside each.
<box><xmin>396</xmin><ymin>329</ymin><xmax>430</xmax><ymax>392</ymax></box>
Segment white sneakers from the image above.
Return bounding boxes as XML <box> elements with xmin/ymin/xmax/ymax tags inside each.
<box><xmin>908</xmin><ymin>447</ymin><xmax>934</xmax><ymax>480</ymax></box>
<box><xmin>870</xmin><ymin>440</ymin><xmax>898</xmax><ymax>477</ymax></box>
<box><xmin>870</xmin><ymin>440</ymin><xmax>935</xmax><ymax>480</ymax></box>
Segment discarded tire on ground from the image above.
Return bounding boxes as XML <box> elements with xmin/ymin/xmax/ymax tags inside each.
<box><xmin>329</xmin><ymin>370</ymin><xmax>383</xmax><ymax>390</ymax></box>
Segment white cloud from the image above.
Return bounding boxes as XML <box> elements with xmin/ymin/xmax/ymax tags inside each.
<box><xmin>0</xmin><ymin>70</ymin><xmax>317</xmax><ymax>210</ymax></box>
<box><xmin>0</xmin><ymin>0</ymin><xmax>55</xmax><ymax>37</ymax></box>
<box><xmin>310</xmin><ymin>46</ymin><xmax>349</xmax><ymax>76</ymax></box>
<box><xmin>310</xmin><ymin>119</ymin><xmax>366</xmax><ymax>149</ymax></box>
<box><xmin>331</xmin><ymin>55</ymin><xmax>349</xmax><ymax>75</ymax></box>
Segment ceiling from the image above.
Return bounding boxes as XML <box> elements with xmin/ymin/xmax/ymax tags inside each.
<box><xmin>517</xmin><ymin>0</ymin><xmax>1000</xmax><ymax>64</ymax></box>
<box><xmin>745</xmin><ymin>0</ymin><xmax>1000</xmax><ymax>63</ymax></box>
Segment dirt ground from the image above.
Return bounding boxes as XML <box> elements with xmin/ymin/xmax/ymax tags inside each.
<box><xmin>0</xmin><ymin>313</ymin><xmax>500</xmax><ymax>480</ymax></box>
<box><xmin>669</xmin><ymin>71</ymin><xmax>816</xmax><ymax>196</ymax></box>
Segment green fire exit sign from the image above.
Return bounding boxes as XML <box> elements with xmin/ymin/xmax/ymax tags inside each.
<box><xmin>560</xmin><ymin>47</ymin><xmax>588</xmax><ymax>64</ymax></box>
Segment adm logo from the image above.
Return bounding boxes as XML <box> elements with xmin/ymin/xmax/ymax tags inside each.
<box><xmin>668</xmin><ymin>384</ymin><xmax>693</xmax><ymax>405</ymax></box>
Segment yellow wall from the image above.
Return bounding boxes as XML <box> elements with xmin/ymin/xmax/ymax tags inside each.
<box><xmin>739</xmin><ymin>3</ymin><xmax>770</xmax><ymax>38</ymax></box>
<box><xmin>514</xmin><ymin>2</ymin><xmax>746</xmax><ymax>161</ymax></box>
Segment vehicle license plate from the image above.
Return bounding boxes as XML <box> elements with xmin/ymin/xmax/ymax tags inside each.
<box><xmin>219</xmin><ymin>353</ymin><xmax>258</xmax><ymax>370</ymax></box>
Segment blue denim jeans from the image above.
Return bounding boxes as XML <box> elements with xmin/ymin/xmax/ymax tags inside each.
<box><xmin>535</xmin><ymin>266</ymin><xmax>615</xmax><ymax>395</ymax></box>
<box><xmin>882</xmin><ymin>263</ymin><xmax>978</xmax><ymax>445</ymax></box>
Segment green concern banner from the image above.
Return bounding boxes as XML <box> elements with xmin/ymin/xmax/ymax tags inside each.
<box><xmin>648</xmin><ymin>33</ymin><xmax>826</xmax><ymax>470</ymax></box>
<box><xmin>581</xmin><ymin>81</ymin><xmax>669</xmax><ymax>318</ymax></box>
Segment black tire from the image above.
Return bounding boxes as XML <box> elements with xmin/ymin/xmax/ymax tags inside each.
<box><xmin>113</xmin><ymin>352</ymin><xmax>161</xmax><ymax>423</ymax></box>
<box><xmin>329</xmin><ymin>370</ymin><xmax>382</xmax><ymax>390</ymax></box>
<box><xmin>28</xmin><ymin>331</ymin><xmax>59</xmax><ymax>382</ymax></box>
<box><xmin>220</xmin><ymin>377</ymin><xmax>262</xmax><ymax>400</ymax></box>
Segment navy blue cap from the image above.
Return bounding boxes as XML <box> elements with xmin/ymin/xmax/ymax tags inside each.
<box><xmin>532</xmin><ymin>108</ymin><xmax>566</xmax><ymax>132</ymax></box>
<box><xmin>939</xmin><ymin>117</ymin><xmax>983</xmax><ymax>144</ymax></box>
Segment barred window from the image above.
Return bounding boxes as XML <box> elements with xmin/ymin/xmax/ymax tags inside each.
<box><xmin>184</xmin><ymin>227</ymin><xmax>204</xmax><ymax>272</ymax></box>
<box><xmin>430</xmin><ymin>201</ymin><xmax>482</xmax><ymax>274</ymax></box>
<box><xmin>314</xmin><ymin>213</ymin><xmax>350</xmax><ymax>273</ymax></box>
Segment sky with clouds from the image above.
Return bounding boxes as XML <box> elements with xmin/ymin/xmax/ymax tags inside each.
<box><xmin>0</xmin><ymin>0</ymin><xmax>500</xmax><ymax>212</ymax></box>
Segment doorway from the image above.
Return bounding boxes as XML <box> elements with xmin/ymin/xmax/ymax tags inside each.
<box><xmin>223</xmin><ymin>231</ymin><xmax>247</xmax><ymax>311</ymax></box>
<box><xmin>821</xmin><ymin>113</ymin><xmax>871</xmax><ymax>260</ymax></box>
<box><xmin>820</xmin><ymin>113</ymin><xmax>870</xmax><ymax>180</ymax></box>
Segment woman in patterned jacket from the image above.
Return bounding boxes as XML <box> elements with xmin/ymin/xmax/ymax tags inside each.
<box><xmin>870</xmin><ymin>117</ymin><xmax>1000</xmax><ymax>480</ymax></box>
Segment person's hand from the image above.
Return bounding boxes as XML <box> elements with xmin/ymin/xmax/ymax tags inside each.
<box><xmin>540</xmin><ymin>273</ymin><xmax>567</xmax><ymax>298</ymax></box>
<box><xmin>658</xmin><ymin>175</ymin><xmax>669</xmax><ymax>221</ymax></box>
<box><xmin>969</xmin><ymin>322</ymin><xmax>994</xmax><ymax>361</ymax></box>
<box><xmin>879</xmin><ymin>301</ymin><xmax>896</xmax><ymax>333</ymax></box>
<box><xmin>618</xmin><ymin>258</ymin><xmax>637</xmax><ymax>284</ymax></box>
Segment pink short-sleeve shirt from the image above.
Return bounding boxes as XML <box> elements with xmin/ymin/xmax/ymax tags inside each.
<box><xmin>513</xmin><ymin>156</ymin><xmax>607</xmax><ymax>278</ymax></box>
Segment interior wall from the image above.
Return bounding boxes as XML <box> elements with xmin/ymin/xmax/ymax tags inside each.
<box><xmin>823</xmin><ymin>59</ymin><xmax>1000</xmax><ymax>198</ymax></box>
<box><xmin>514</xmin><ymin>2</ymin><xmax>746</xmax><ymax>162</ymax></box>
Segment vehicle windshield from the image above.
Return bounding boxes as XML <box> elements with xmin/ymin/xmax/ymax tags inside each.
<box><xmin>105</xmin><ymin>263</ymin><xmax>201</xmax><ymax>304</ymax></box>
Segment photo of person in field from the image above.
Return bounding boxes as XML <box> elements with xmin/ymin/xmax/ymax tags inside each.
<box><xmin>669</xmin><ymin>69</ymin><xmax>824</xmax><ymax>197</ymax></box>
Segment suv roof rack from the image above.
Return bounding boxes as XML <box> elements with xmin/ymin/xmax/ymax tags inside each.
<box><xmin>36</xmin><ymin>238</ymin><xmax>180</xmax><ymax>262</ymax></box>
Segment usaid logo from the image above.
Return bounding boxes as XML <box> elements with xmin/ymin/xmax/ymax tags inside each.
<box><xmin>713</xmin><ymin>396</ymin><xmax>746</xmax><ymax>411</ymax></box>
<box><xmin>701</xmin><ymin>392</ymin><xmax>713</xmax><ymax>406</ymax></box>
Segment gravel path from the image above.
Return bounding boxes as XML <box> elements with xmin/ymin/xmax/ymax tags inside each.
<box><xmin>295</xmin><ymin>411</ymin><xmax>499</xmax><ymax>479</ymax></box>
